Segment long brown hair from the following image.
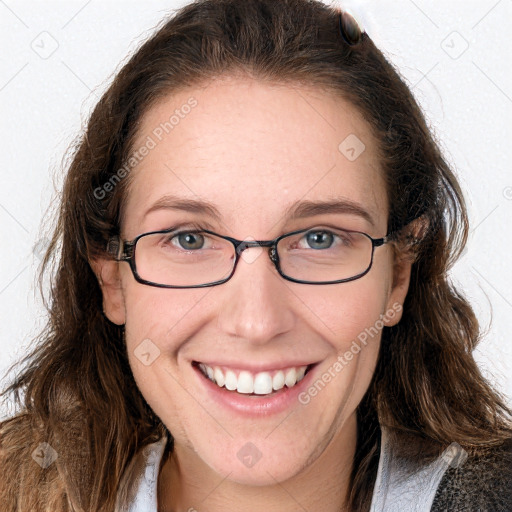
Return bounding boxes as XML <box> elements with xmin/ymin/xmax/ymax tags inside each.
<box><xmin>1</xmin><ymin>1</ymin><xmax>511</xmax><ymax>510</ymax></box>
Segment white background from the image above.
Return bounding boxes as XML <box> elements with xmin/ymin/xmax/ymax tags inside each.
<box><xmin>1</xmin><ymin>1</ymin><xmax>511</xmax><ymax>417</ymax></box>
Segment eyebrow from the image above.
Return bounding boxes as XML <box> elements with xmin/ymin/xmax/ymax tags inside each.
<box><xmin>143</xmin><ymin>194</ymin><xmax>376</xmax><ymax>227</ymax></box>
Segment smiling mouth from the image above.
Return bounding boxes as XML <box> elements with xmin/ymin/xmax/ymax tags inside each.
<box><xmin>192</xmin><ymin>361</ymin><xmax>315</xmax><ymax>396</ymax></box>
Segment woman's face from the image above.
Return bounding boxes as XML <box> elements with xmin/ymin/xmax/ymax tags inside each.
<box><xmin>95</xmin><ymin>76</ymin><xmax>412</xmax><ymax>485</ymax></box>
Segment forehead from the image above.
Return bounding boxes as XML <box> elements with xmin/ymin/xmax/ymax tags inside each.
<box><xmin>124</xmin><ymin>76</ymin><xmax>387</xmax><ymax>237</ymax></box>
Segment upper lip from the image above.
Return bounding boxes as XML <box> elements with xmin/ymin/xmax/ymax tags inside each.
<box><xmin>193</xmin><ymin>360</ymin><xmax>319</xmax><ymax>372</ymax></box>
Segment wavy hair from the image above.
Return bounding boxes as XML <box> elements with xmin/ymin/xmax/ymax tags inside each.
<box><xmin>1</xmin><ymin>1</ymin><xmax>511</xmax><ymax>510</ymax></box>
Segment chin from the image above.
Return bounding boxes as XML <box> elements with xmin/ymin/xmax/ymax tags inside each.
<box><xmin>179</xmin><ymin>424</ymin><xmax>333</xmax><ymax>487</ymax></box>
<box><xmin>203</xmin><ymin>446</ymin><xmax>310</xmax><ymax>486</ymax></box>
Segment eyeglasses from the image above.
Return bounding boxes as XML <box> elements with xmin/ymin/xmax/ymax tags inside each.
<box><xmin>107</xmin><ymin>225</ymin><xmax>399</xmax><ymax>288</ymax></box>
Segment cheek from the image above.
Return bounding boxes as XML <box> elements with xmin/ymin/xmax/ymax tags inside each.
<box><xmin>122</xmin><ymin>281</ymin><xmax>206</xmax><ymax>350</ymax></box>
<box><xmin>303</xmin><ymin>274</ymin><xmax>392</xmax><ymax>402</ymax></box>
<box><xmin>121</xmin><ymin>283</ymin><xmax>218</xmax><ymax>420</ymax></box>
<box><xmin>121</xmin><ymin>287</ymin><xmax>195</xmax><ymax>442</ymax></box>
<box><xmin>296</xmin><ymin>280</ymin><xmax>389</xmax><ymax>425</ymax></box>
<box><xmin>310</xmin><ymin>273</ymin><xmax>393</xmax><ymax>350</ymax></box>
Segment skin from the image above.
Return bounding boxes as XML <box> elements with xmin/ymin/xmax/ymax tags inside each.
<box><xmin>91</xmin><ymin>75</ymin><xmax>414</xmax><ymax>512</ymax></box>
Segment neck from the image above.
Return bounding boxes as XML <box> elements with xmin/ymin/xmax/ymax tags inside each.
<box><xmin>158</xmin><ymin>413</ymin><xmax>357</xmax><ymax>512</ymax></box>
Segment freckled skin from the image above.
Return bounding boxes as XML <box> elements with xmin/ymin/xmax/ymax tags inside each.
<box><xmin>92</xmin><ymin>76</ymin><xmax>413</xmax><ymax>512</ymax></box>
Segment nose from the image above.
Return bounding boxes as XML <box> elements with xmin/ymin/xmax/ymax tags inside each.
<box><xmin>215</xmin><ymin>246</ymin><xmax>295</xmax><ymax>345</ymax></box>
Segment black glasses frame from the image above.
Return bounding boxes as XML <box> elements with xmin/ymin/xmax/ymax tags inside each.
<box><xmin>108</xmin><ymin>226</ymin><xmax>400</xmax><ymax>289</ymax></box>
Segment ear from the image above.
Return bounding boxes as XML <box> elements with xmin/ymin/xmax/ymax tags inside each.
<box><xmin>383</xmin><ymin>255</ymin><xmax>412</xmax><ymax>327</ymax></box>
<box><xmin>383</xmin><ymin>216</ymin><xmax>429</xmax><ymax>327</ymax></box>
<box><xmin>89</xmin><ymin>257</ymin><xmax>126</xmax><ymax>325</ymax></box>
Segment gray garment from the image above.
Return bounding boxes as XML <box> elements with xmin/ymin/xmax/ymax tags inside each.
<box><xmin>371</xmin><ymin>428</ymin><xmax>512</xmax><ymax>512</ymax></box>
<box><xmin>431</xmin><ymin>439</ymin><xmax>512</xmax><ymax>512</ymax></box>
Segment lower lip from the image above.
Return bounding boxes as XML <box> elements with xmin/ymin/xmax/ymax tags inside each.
<box><xmin>192</xmin><ymin>363</ymin><xmax>318</xmax><ymax>417</ymax></box>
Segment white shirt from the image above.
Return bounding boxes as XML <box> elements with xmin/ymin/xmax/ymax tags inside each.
<box><xmin>115</xmin><ymin>427</ymin><xmax>464</xmax><ymax>512</ymax></box>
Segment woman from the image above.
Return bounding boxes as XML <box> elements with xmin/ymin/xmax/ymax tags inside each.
<box><xmin>1</xmin><ymin>1</ymin><xmax>511</xmax><ymax>510</ymax></box>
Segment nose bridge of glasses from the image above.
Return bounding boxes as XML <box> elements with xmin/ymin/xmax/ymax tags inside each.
<box><xmin>235</xmin><ymin>239</ymin><xmax>273</xmax><ymax>250</ymax></box>
<box><xmin>234</xmin><ymin>238</ymin><xmax>278</xmax><ymax>265</ymax></box>
<box><xmin>234</xmin><ymin>238</ymin><xmax>272</xmax><ymax>251</ymax></box>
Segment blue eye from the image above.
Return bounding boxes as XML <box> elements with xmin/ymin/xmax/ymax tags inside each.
<box><xmin>296</xmin><ymin>229</ymin><xmax>353</xmax><ymax>251</ymax></box>
<box><xmin>305</xmin><ymin>230</ymin><xmax>335</xmax><ymax>250</ymax></box>
<box><xmin>174</xmin><ymin>232</ymin><xmax>206</xmax><ymax>250</ymax></box>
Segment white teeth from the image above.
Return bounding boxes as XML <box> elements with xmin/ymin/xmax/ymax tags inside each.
<box><xmin>237</xmin><ymin>371</ymin><xmax>254</xmax><ymax>394</ymax></box>
<box><xmin>253</xmin><ymin>372</ymin><xmax>273</xmax><ymax>395</ymax></box>
<box><xmin>197</xmin><ymin>363</ymin><xmax>309</xmax><ymax>396</ymax></box>
<box><xmin>272</xmin><ymin>370</ymin><xmax>285</xmax><ymax>391</ymax></box>
<box><xmin>213</xmin><ymin>367</ymin><xmax>225</xmax><ymax>387</ymax></box>
<box><xmin>225</xmin><ymin>370</ymin><xmax>237</xmax><ymax>391</ymax></box>
<box><xmin>284</xmin><ymin>368</ymin><xmax>297</xmax><ymax>388</ymax></box>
